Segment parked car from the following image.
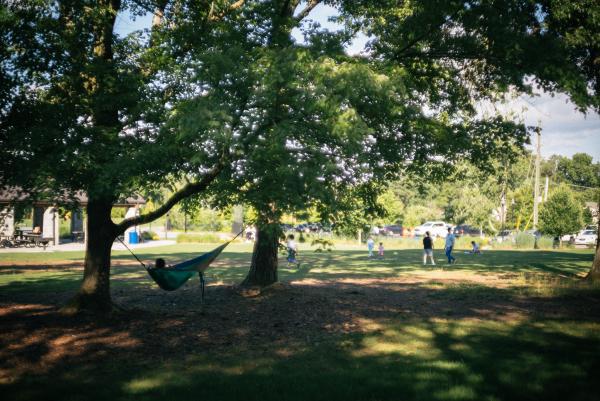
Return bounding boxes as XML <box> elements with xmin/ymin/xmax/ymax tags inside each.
<box><xmin>524</xmin><ymin>229</ymin><xmax>541</xmax><ymax>239</ymax></box>
<box><xmin>308</xmin><ymin>222</ymin><xmax>323</xmax><ymax>232</ymax></box>
<box><xmin>561</xmin><ymin>233</ymin><xmax>577</xmax><ymax>243</ymax></box>
<box><xmin>574</xmin><ymin>230</ymin><xmax>598</xmax><ymax>246</ymax></box>
<box><xmin>370</xmin><ymin>225</ymin><xmax>383</xmax><ymax>235</ymax></box>
<box><xmin>382</xmin><ymin>225</ymin><xmax>403</xmax><ymax>237</ymax></box>
<box><xmin>494</xmin><ymin>230</ymin><xmax>515</xmax><ymax>243</ymax></box>
<box><xmin>453</xmin><ymin>225</ymin><xmax>480</xmax><ymax>237</ymax></box>
<box><xmin>294</xmin><ymin>223</ymin><xmax>309</xmax><ymax>233</ymax></box>
<box><xmin>280</xmin><ymin>224</ymin><xmax>293</xmax><ymax>232</ymax></box>
<box><xmin>294</xmin><ymin>222</ymin><xmax>324</xmax><ymax>233</ymax></box>
<box><xmin>414</xmin><ymin>221</ymin><xmax>450</xmax><ymax>237</ymax></box>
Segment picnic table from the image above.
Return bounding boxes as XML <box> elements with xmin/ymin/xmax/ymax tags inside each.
<box><xmin>0</xmin><ymin>230</ymin><xmax>51</xmax><ymax>250</ymax></box>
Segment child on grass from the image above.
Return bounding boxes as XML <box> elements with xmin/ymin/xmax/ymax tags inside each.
<box><xmin>367</xmin><ymin>236</ymin><xmax>375</xmax><ymax>258</ymax></box>
<box><xmin>287</xmin><ymin>234</ymin><xmax>300</xmax><ymax>267</ymax></box>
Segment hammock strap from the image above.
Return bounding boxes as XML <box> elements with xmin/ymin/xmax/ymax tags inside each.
<box><xmin>117</xmin><ymin>236</ymin><xmax>147</xmax><ymax>269</ymax></box>
<box><xmin>117</xmin><ymin>223</ymin><xmax>253</xmax><ymax>271</ymax></box>
<box><xmin>199</xmin><ymin>272</ymin><xmax>205</xmax><ymax>303</ymax></box>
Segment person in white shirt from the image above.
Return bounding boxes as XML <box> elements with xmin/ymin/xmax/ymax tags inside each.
<box><xmin>470</xmin><ymin>241</ymin><xmax>480</xmax><ymax>254</ymax></box>
<box><xmin>444</xmin><ymin>227</ymin><xmax>456</xmax><ymax>264</ymax></box>
<box><xmin>286</xmin><ymin>234</ymin><xmax>299</xmax><ymax>266</ymax></box>
<box><xmin>367</xmin><ymin>237</ymin><xmax>375</xmax><ymax>257</ymax></box>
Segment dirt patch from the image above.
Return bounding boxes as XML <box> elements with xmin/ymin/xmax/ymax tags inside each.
<box><xmin>1</xmin><ymin>268</ymin><xmax>599</xmax><ymax>384</ymax></box>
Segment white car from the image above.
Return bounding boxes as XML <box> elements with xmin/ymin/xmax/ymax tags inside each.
<box><xmin>574</xmin><ymin>230</ymin><xmax>597</xmax><ymax>246</ymax></box>
<box><xmin>414</xmin><ymin>221</ymin><xmax>451</xmax><ymax>238</ymax></box>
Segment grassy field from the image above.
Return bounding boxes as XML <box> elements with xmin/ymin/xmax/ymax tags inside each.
<box><xmin>1</xmin><ymin>243</ymin><xmax>599</xmax><ymax>401</ymax></box>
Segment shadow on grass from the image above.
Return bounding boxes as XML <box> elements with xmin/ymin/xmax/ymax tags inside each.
<box><xmin>1</xmin><ymin>302</ymin><xmax>598</xmax><ymax>401</ymax></box>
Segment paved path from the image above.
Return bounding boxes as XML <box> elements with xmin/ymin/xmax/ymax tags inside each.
<box><xmin>0</xmin><ymin>240</ymin><xmax>176</xmax><ymax>253</ymax></box>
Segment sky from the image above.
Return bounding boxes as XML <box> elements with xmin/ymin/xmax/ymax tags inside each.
<box><xmin>114</xmin><ymin>3</ymin><xmax>600</xmax><ymax>162</ymax></box>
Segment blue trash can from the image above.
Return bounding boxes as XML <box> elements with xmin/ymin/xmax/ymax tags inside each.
<box><xmin>128</xmin><ymin>231</ymin><xmax>138</xmax><ymax>244</ymax></box>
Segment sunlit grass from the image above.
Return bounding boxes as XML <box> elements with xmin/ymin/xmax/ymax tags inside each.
<box><xmin>0</xmin><ymin>244</ymin><xmax>595</xmax><ymax>296</ymax></box>
<box><xmin>1</xmin><ymin>244</ymin><xmax>599</xmax><ymax>400</ymax></box>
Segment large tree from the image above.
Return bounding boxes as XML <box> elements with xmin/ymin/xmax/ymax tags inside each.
<box><xmin>539</xmin><ymin>185</ymin><xmax>584</xmax><ymax>246</ymax></box>
<box><xmin>205</xmin><ymin>0</ymin><xmax>598</xmax><ymax>286</ymax></box>
<box><xmin>557</xmin><ymin>153</ymin><xmax>600</xmax><ymax>189</ymax></box>
<box><xmin>2</xmin><ymin>0</ymin><xmax>599</xmax><ymax>305</ymax></box>
<box><xmin>0</xmin><ymin>0</ymin><xmax>244</xmax><ymax>313</ymax></box>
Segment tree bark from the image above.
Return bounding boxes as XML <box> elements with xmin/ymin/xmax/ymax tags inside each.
<box><xmin>62</xmin><ymin>199</ymin><xmax>118</xmax><ymax>314</ymax></box>
<box><xmin>586</xmin><ymin>245</ymin><xmax>600</xmax><ymax>281</ymax></box>
<box><xmin>585</xmin><ymin>212</ymin><xmax>600</xmax><ymax>281</ymax></box>
<box><xmin>242</xmin><ymin>218</ymin><xmax>281</xmax><ymax>287</ymax></box>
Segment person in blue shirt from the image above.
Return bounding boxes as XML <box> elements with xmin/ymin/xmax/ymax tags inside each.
<box><xmin>444</xmin><ymin>227</ymin><xmax>456</xmax><ymax>264</ymax></box>
<box><xmin>367</xmin><ymin>236</ymin><xmax>375</xmax><ymax>258</ymax></box>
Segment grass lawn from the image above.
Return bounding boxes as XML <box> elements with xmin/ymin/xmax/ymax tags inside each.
<box><xmin>1</xmin><ymin>243</ymin><xmax>599</xmax><ymax>401</ymax></box>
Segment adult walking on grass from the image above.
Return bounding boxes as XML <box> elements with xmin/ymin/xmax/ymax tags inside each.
<box><xmin>445</xmin><ymin>227</ymin><xmax>456</xmax><ymax>264</ymax></box>
<box><xmin>423</xmin><ymin>231</ymin><xmax>435</xmax><ymax>265</ymax></box>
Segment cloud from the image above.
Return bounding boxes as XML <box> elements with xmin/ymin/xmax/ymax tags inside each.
<box><xmin>508</xmin><ymin>92</ymin><xmax>600</xmax><ymax>161</ymax></box>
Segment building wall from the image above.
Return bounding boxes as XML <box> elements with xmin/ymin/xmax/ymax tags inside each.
<box><xmin>0</xmin><ymin>207</ymin><xmax>14</xmax><ymax>236</ymax></box>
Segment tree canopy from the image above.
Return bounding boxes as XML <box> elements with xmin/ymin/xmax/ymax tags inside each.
<box><xmin>539</xmin><ymin>184</ymin><xmax>584</xmax><ymax>239</ymax></box>
<box><xmin>1</xmin><ymin>0</ymin><xmax>599</xmax><ymax>306</ymax></box>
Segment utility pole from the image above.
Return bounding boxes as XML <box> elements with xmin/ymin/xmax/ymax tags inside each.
<box><xmin>533</xmin><ymin>123</ymin><xmax>541</xmax><ymax>248</ymax></box>
<box><xmin>544</xmin><ymin>176</ymin><xmax>549</xmax><ymax>202</ymax></box>
<box><xmin>533</xmin><ymin>123</ymin><xmax>541</xmax><ymax>230</ymax></box>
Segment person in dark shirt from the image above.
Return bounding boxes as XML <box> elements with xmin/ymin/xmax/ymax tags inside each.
<box><xmin>423</xmin><ymin>231</ymin><xmax>435</xmax><ymax>265</ymax></box>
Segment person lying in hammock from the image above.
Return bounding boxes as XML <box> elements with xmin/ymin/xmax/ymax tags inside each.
<box><xmin>150</xmin><ymin>258</ymin><xmax>171</xmax><ymax>270</ymax></box>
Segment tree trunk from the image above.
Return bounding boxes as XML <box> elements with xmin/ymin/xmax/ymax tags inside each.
<box><xmin>242</xmin><ymin>219</ymin><xmax>281</xmax><ymax>287</ymax></box>
<box><xmin>586</xmin><ymin>215</ymin><xmax>600</xmax><ymax>281</ymax></box>
<box><xmin>62</xmin><ymin>200</ymin><xmax>117</xmax><ymax>314</ymax></box>
<box><xmin>586</xmin><ymin>245</ymin><xmax>600</xmax><ymax>281</ymax></box>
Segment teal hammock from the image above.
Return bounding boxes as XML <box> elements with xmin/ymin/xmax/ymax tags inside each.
<box><xmin>118</xmin><ymin>228</ymin><xmax>245</xmax><ymax>300</ymax></box>
<box><xmin>146</xmin><ymin>242</ymin><xmax>229</xmax><ymax>292</ymax></box>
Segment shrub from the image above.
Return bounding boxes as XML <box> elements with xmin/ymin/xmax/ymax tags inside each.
<box><xmin>141</xmin><ymin>231</ymin><xmax>159</xmax><ymax>241</ymax></box>
<box><xmin>176</xmin><ymin>233</ymin><xmax>222</xmax><ymax>243</ymax></box>
<box><xmin>311</xmin><ymin>238</ymin><xmax>334</xmax><ymax>252</ymax></box>
<box><xmin>537</xmin><ymin>236</ymin><xmax>555</xmax><ymax>249</ymax></box>
<box><xmin>514</xmin><ymin>232</ymin><xmax>535</xmax><ymax>249</ymax></box>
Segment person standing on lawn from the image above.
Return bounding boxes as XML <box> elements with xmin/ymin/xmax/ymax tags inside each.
<box><xmin>367</xmin><ymin>236</ymin><xmax>375</xmax><ymax>258</ymax></box>
<box><xmin>445</xmin><ymin>227</ymin><xmax>456</xmax><ymax>264</ymax></box>
<box><xmin>423</xmin><ymin>231</ymin><xmax>435</xmax><ymax>265</ymax></box>
<box><xmin>286</xmin><ymin>234</ymin><xmax>300</xmax><ymax>267</ymax></box>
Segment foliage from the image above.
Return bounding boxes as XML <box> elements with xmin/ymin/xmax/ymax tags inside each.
<box><xmin>444</xmin><ymin>185</ymin><xmax>495</xmax><ymax>230</ymax></box>
<box><xmin>176</xmin><ymin>233</ymin><xmax>223</xmax><ymax>244</ymax></box>
<box><xmin>539</xmin><ymin>185</ymin><xmax>584</xmax><ymax>238</ymax></box>
<box><xmin>507</xmin><ymin>184</ymin><xmax>535</xmax><ymax>230</ymax></box>
<box><xmin>583</xmin><ymin>207</ymin><xmax>594</xmax><ymax>226</ymax></box>
<box><xmin>1</xmin><ymin>0</ymin><xmax>599</xmax><ymax>295</ymax></box>
<box><xmin>376</xmin><ymin>189</ymin><xmax>404</xmax><ymax>225</ymax></box>
<box><xmin>513</xmin><ymin>232</ymin><xmax>536</xmax><ymax>249</ymax></box>
<box><xmin>402</xmin><ymin>204</ymin><xmax>442</xmax><ymax>228</ymax></box>
<box><xmin>557</xmin><ymin>153</ymin><xmax>600</xmax><ymax>188</ymax></box>
<box><xmin>310</xmin><ymin>238</ymin><xmax>334</xmax><ymax>252</ymax></box>
<box><xmin>141</xmin><ymin>231</ymin><xmax>159</xmax><ymax>241</ymax></box>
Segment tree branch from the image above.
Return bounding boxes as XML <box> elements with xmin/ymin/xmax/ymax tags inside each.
<box><xmin>115</xmin><ymin>153</ymin><xmax>228</xmax><ymax>233</ymax></box>
<box><xmin>294</xmin><ymin>0</ymin><xmax>320</xmax><ymax>22</ymax></box>
<box><xmin>151</xmin><ymin>0</ymin><xmax>169</xmax><ymax>27</ymax></box>
<box><xmin>209</xmin><ymin>0</ymin><xmax>246</xmax><ymax>21</ymax></box>
<box><xmin>394</xmin><ymin>8</ymin><xmax>462</xmax><ymax>57</ymax></box>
